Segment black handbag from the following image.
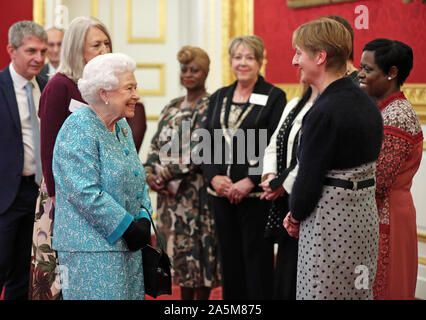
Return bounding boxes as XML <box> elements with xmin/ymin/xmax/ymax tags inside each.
<box><xmin>142</xmin><ymin>207</ymin><xmax>172</xmax><ymax>298</ymax></box>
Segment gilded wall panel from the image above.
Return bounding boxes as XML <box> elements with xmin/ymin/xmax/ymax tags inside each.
<box><xmin>126</xmin><ymin>0</ymin><xmax>166</xmax><ymax>43</ymax></box>
<box><xmin>287</xmin><ymin>0</ymin><xmax>358</xmax><ymax>9</ymax></box>
<box><xmin>221</xmin><ymin>0</ymin><xmax>253</xmax><ymax>86</ymax></box>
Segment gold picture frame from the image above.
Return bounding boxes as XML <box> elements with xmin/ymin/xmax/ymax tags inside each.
<box><xmin>221</xmin><ymin>0</ymin><xmax>254</xmax><ymax>86</ymax></box>
<box><xmin>287</xmin><ymin>0</ymin><xmax>358</xmax><ymax>9</ymax></box>
<box><xmin>33</xmin><ymin>0</ymin><xmax>105</xmax><ymax>27</ymax></box>
<box><xmin>126</xmin><ymin>0</ymin><xmax>166</xmax><ymax>43</ymax></box>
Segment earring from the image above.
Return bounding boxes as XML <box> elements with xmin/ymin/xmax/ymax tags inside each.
<box><xmin>105</xmin><ymin>101</ymin><xmax>109</xmax><ymax>105</ymax></box>
<box><xmin>388</xmin><ymin>76</ymin><xmax>392</xmax><ymax>80</ymax></box>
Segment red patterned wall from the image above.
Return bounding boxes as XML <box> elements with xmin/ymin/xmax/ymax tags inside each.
<box><xmin>254</xmin><ymin>0</ymin><xmax>426</xmax><ymax>83</ymax></box>
<box><xmin>0</xmin><ymin>1</ymin><xmax>33</xmax><ymax>69</ymax></box>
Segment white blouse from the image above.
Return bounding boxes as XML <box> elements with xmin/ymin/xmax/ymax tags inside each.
<box><xmin>262</xmin><ymin>97</ymin><xmax>314</xmax><ymax>194</ymax></box>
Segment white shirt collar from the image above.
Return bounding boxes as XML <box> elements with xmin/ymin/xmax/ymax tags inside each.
<box><xmin>48</xmin><ymin>62</ymin><xmax>57</xmax><ymax>75</ymax></box>
<box><xmin>9</xmin><ymin>63</ymin><xmax>37</xmax><ymax>89</ymax></box>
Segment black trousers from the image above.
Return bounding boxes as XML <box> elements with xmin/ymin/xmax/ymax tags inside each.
<box><xmin>0</xmin><ymin>176</ymin><xmax>38</xmax><ymax>300</ymax></box>
<box><xmin>273</xmin><ymin>234</ymin><xmax>298</xmax><ymax>300</ymax></box>
<box><xmin>211</xmin><ymin>196</ymin><xmax>274</xmax><ymax>300</ymax></box>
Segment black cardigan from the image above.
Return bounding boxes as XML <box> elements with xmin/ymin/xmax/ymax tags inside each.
<box><xmin>290</xmin><ymin>77</ymin><xmax>383</xmax><ymax>221</ymax></box>
<box><xmin>202</xmin><ymin>76</ymin><xmax>286</xmax><ymax>192</ymax></box>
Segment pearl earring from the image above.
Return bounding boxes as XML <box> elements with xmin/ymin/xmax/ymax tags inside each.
<box><xmin>388</xmin><ymin>77</ymin><xmax>392</xmax><ymax>80</ymax></box>
<box><xmin>105</xmin><ymin>101</ymin><xmax>109</xmax><ymax>105</ymax></box>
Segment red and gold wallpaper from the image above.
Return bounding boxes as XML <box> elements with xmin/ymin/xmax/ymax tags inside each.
<box><xmin>0</xmin><ymin>0</ymin><xmax>33</xmax><ymax>69</ymax></box>
<box><xmin>254</xmin><ymin>0</ymin><xmax>426</xmax><ymax>84</ymax></box>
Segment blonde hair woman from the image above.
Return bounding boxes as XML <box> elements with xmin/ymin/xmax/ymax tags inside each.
<box><xmin>58</xmin><ymin>17</ymin><xmax>112</xmax><ymax>82</ymax></box>
<box><xmin>283</xmin><ymin>18</ymin><xmax>383</xmax><ymax>300</ymax></box>
<box><xmin>29</xmin><ymin>16</ymin><xmax>112</xmax><ymax>300</ymax></box>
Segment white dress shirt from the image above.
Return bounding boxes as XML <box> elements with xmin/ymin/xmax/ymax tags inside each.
<box><xmin>9</xmin><ymin>63</ymin><xmax>42</xmax><ymax>177</ymax></box>
<box><xmin>262</xmin><ymin>97</ymin><xmax>314</xmax><ymax>194</ymax></box>
<box><xmin>47</xmin><ymin>62</ymin><xmax>58</xmax><ymax>79</ymax></box>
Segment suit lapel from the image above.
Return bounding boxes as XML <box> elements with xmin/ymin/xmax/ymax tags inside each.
<box><xmin>0</xmin><ymin>67</ymin><xmax>21</xmax><ymax>133</ymax></box>
<box><xmin>38</xmin><ymin>63</ymin><xmax>49</xmax><ymax>82</ymax></box>
<box><xmin>36</xmin><ymin>74</ymin><xmax>48</xmax><ymax>92</ymax></box>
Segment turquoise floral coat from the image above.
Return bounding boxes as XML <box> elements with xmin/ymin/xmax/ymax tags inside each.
<box><xmin>52</xmin><ymin>106</ymin><xmax>152</xmax><ymax>252</ymax></box>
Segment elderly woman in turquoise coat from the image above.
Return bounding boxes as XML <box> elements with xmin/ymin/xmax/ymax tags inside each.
<box><xmin>52</xmin><ymin>53</ymin><xmax>152</xmax><ymax>300</ymax></box>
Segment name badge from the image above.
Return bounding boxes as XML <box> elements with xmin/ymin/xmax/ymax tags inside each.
<box><xmin>69</xmin><ymin>99</ymin><xmax>88</xmax><ymax>112</ymax></box>
<box><xmin>249</xmin><ymin>93</ymin><xmax>268</xmax><ymax>106</ymax></box>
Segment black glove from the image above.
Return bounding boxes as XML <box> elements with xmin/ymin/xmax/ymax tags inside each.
<box><xmin>122</xmin><ymin>218</ymin><xmax>151</xmax><ymax>251</ymax></box>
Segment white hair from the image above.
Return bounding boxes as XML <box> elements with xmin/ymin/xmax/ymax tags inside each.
<box><xmin>78</xmin><ymin>53</ymin><xmax>136</xmax><ymax>105</ymax></box>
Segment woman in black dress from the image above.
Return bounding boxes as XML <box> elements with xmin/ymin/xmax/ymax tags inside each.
<box><xmin>203</xmin><ymin>35</ymin><xmax>286</xmax><ymax>299</ymax></box>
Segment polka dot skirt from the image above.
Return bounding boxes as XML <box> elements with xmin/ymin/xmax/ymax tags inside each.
<box><xmin>296</xmin><ymin>162</ymin><xmax>379</xmax><ymax>300</ymax></box>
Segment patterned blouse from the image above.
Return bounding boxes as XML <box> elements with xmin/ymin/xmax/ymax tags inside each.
<box><xmin>144</xmin><ymin>95</ymin><xmax>220</xmax><ymax>288</ymax></box>
<box><xmin>376</xmin><ymin>91</ymin><xmax>423</xmax><ymax>203</ymax></box>
<box><xmin>373</xmin><ymin>91</ymin><xmax>423</xmax><ymax>299</ymax></box>
<box><xmin>145</xmin><ymin>96</ymin><xmax>209</xmax><ymax>179</ymax></box>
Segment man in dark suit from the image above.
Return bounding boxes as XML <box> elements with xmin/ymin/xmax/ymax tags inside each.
<box><xmin>0</xmin><ymin>20</ymin><xmax>47</xmax><ymax>300</ymax></box>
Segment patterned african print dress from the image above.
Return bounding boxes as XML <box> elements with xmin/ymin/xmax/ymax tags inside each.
<box><xmin>29</xmin><ymin>184</ymin><xmax>61</xmax><ymax>300</ymax></box>
<box><xmin>145</xmin><ymin>95</ymin><xmax>220</xmax><ymax>288</ymax></box>
<box><xmin>373</xmin><ymin>92</ymin><xmax>423</xmax><ymax>300</ymax></box>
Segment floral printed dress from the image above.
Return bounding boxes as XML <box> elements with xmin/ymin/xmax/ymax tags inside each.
<box><xmin>145</xmin><ymin>95</ymin><xmax>220</xmax><ymax>288</ymax></box>
<box><xmin>29</xmin><ymin>184</ymin><xmax>61</xmax><ymax>300</ymax></box>
<box><xmin>373</xmin><ymin>92</ymin><xmax>423</xmax><ymax>300</ymax></box>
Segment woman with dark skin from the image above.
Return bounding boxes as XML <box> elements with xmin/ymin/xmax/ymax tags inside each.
<box><xmin>145</xmin><ymin>46</ymin><xmax>219</xmax><ymax>300</ymax></box>
<box><xmin>359</xmin><ymin>38</ymin><xmax>422</xmax><ymax>300</ymax></box>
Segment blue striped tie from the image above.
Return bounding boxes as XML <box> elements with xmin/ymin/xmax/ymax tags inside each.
<box><xmin>24</xmin><ymin>82</ymin><xmax>42</xmax><ymax>185</ymax></box>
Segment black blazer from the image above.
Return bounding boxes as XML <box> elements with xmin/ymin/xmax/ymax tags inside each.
<box><xmin>0</xmin><ymin>66</ymin><xmax>47</xmax><ymax>214</ymax></box>
<box><xmin>290</xmin><ymin>77</ymin><xmax>383</xmax><ymax>221</ymax></box>
<box><xmin>203</xmin><ymin>75</ymin><xmax>286</xmax><ymax>192</ymax></box>
<box><xmin>38</xmin><ymin>63</ymin><xmax>49</xmax><ymax>82</ymax></box>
